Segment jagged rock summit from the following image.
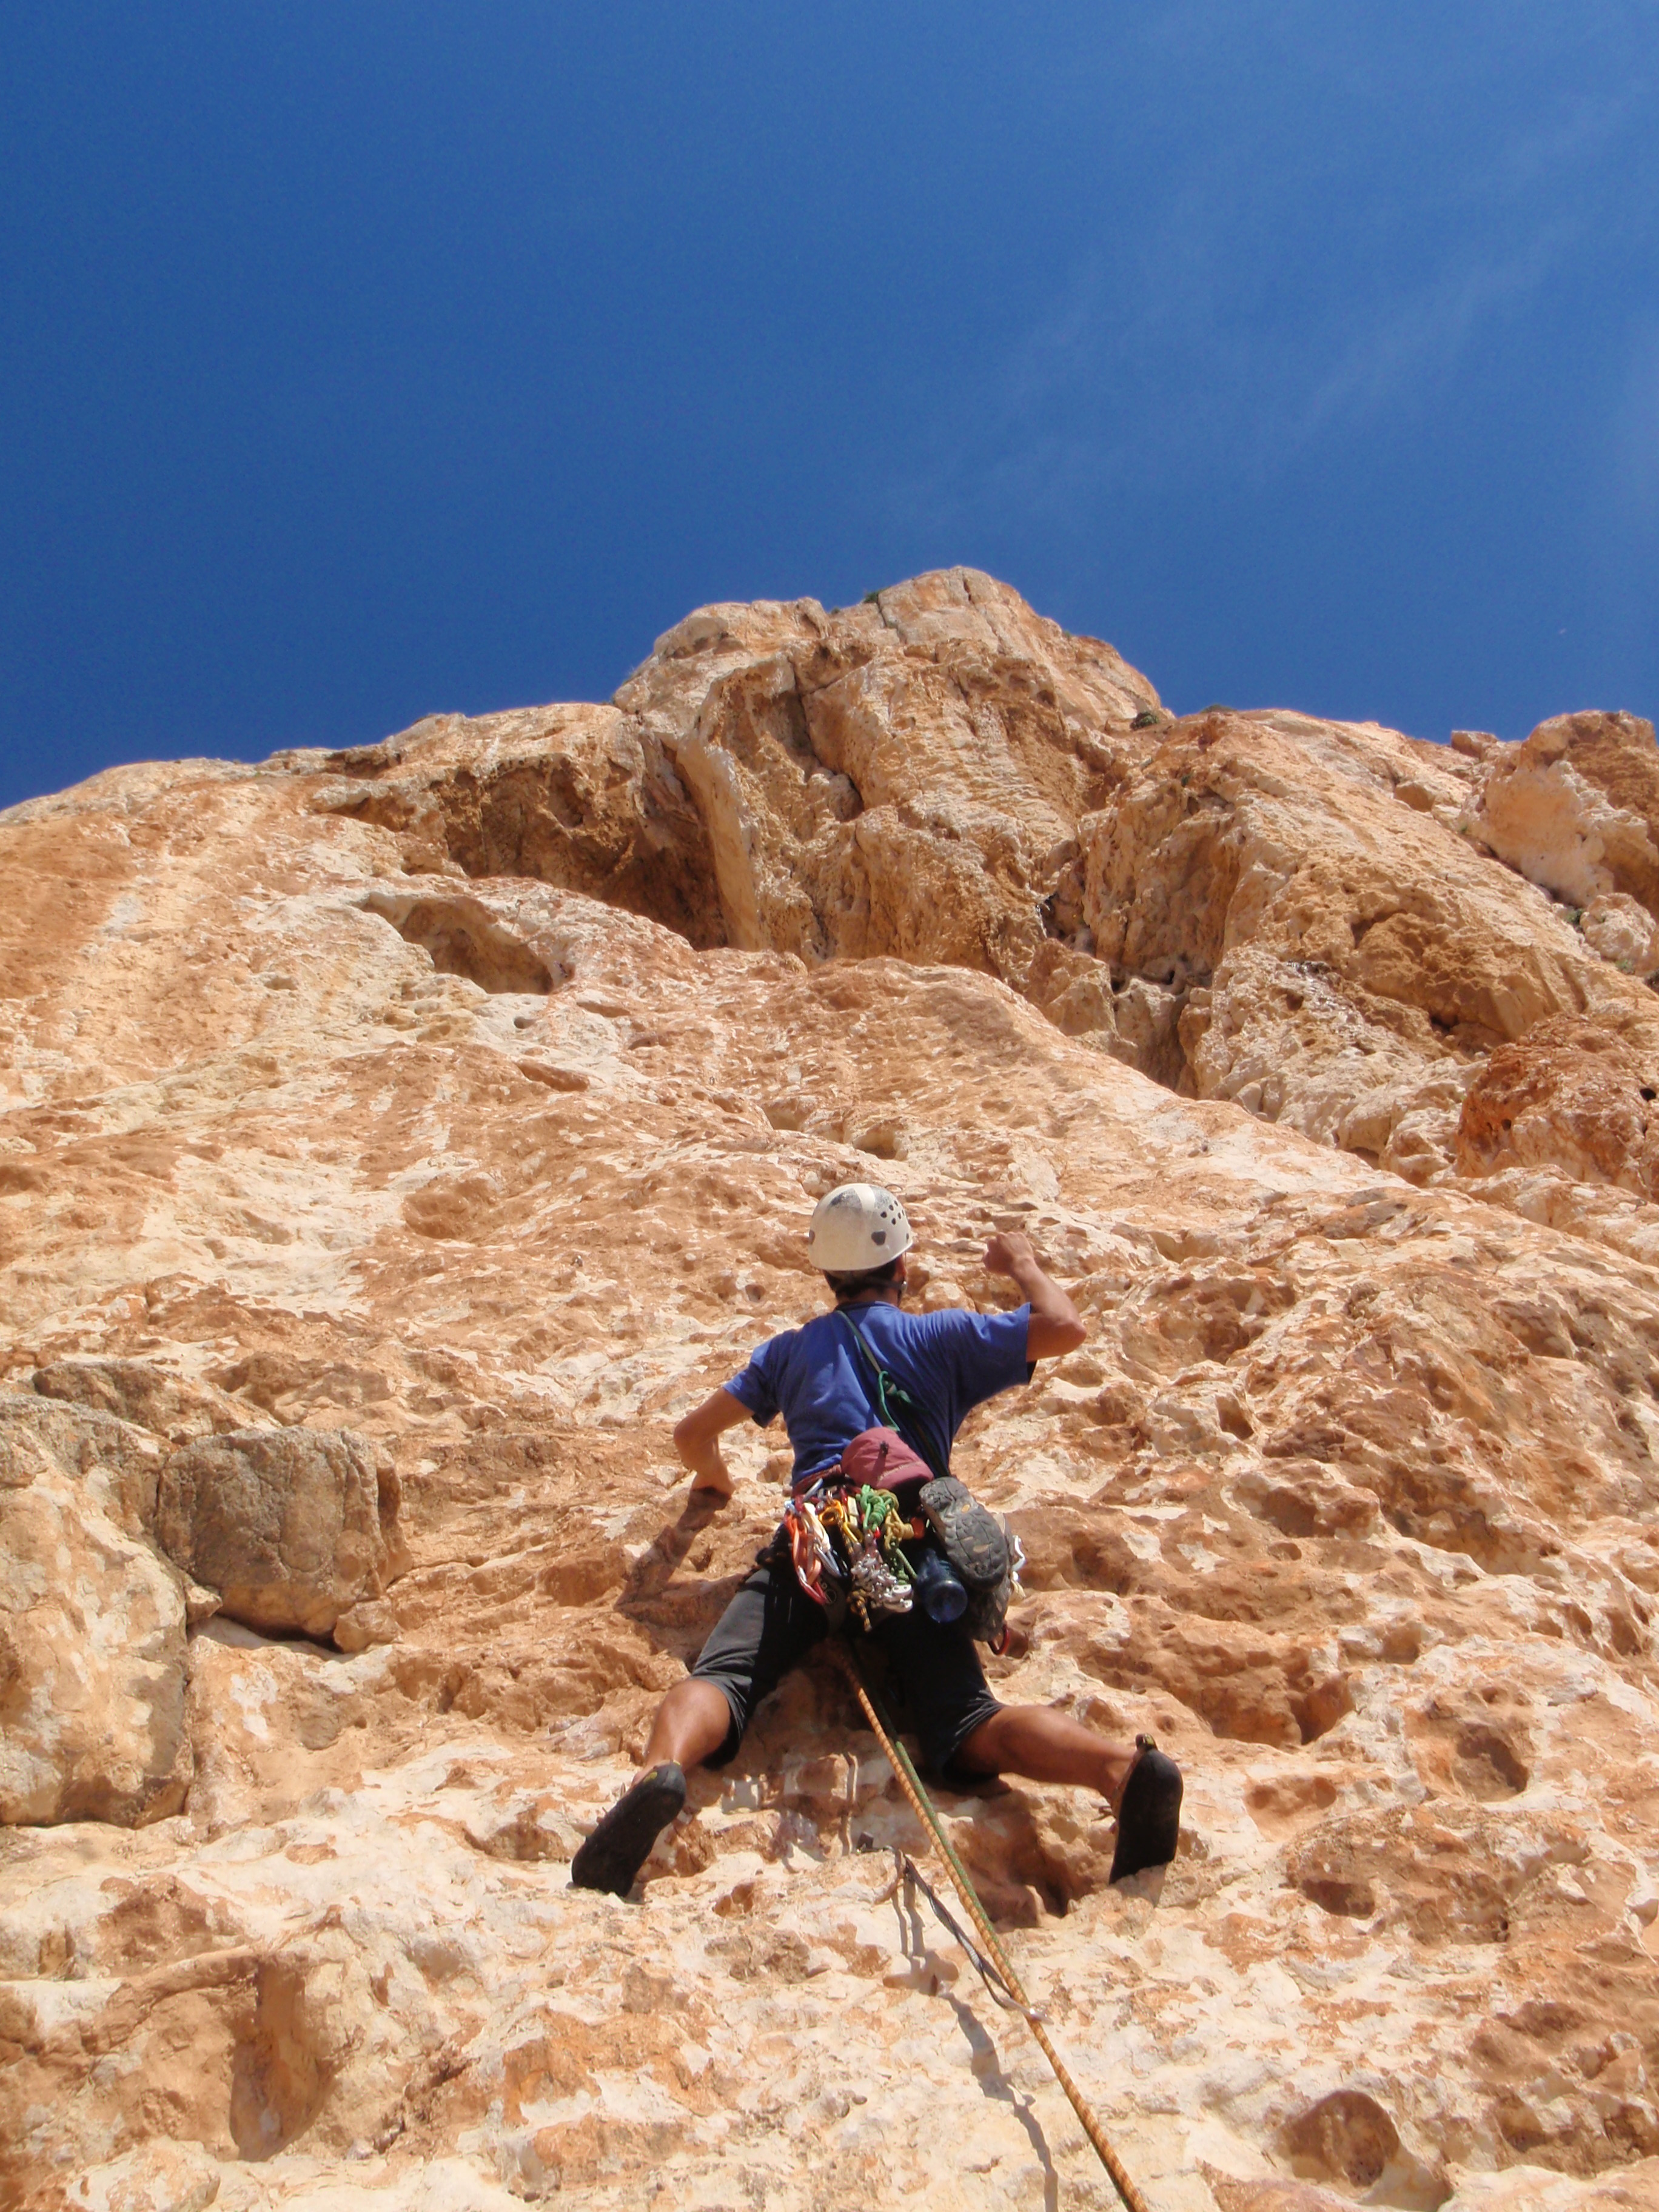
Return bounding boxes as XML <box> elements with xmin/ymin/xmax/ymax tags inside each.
<box><xmin>2</xmin><ymin>568</ymin><xmax>1657</xmax><ymax>2211</ymax></box>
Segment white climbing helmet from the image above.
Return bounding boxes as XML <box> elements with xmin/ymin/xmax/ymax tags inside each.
<box><xmin>806</xmin><ymin>1182</ymin><xmax>914</xmax><ymax>1273</ymax></box>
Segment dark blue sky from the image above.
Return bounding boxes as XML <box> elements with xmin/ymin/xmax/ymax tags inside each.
<box><xmin>2</xmin><ymin>3</ymin><xmax>1656</xmax><ymax>808</ymax></box>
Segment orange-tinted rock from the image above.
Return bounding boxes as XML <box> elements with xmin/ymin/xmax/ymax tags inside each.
<box><xmin>1</xmin><ymin>575</ymin><xmax>1655</xmax><ymax>2210</ymax></box>
<box><xmin>0</xmin><ymin>1395</ymin><xmax>191</xmax><ymax>1826</ymax></box>
<box><xmin>155</xmin><ymin>1427</ymin><xmax>408</xmax><ymax>1641</ymax></box>
<box><xmin>1456</xmin><ymin>1016</ymin><xmax>1659</xmax><ymax>1196</ymax></box>
<box><xmin>1073</xmin><ymin>706</ymin><xmax>1648</xmax><ymax>1184</ymax></box>
<box><xmin>1474</xmin><ymin>709</ymin><xmax>1659</xmax><ymax>917</ymax></box>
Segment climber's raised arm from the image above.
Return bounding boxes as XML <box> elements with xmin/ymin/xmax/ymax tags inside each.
<box><xmin>983</xmin><ymin>1230</ymin><xmax>1087</xmax><ymax>1362</ymax></box>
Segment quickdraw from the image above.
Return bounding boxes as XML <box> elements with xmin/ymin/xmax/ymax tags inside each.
<box><xmin>873</xmin><ymin>1845</ymin><xmax>1045</xmax><ymax>2022</ymax></box>
<box><xmin>783</xmin><ymin>1476</ymin><xmax>922</xmax><ymax>1631</ymax></box>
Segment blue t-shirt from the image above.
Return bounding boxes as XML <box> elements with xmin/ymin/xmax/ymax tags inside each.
<box><xmin>724</xmin><ymin>1301</ymin><xmax>1034</xmax><ymax>1489</ymax></box>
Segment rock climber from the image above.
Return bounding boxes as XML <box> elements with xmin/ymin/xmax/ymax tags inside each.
<box><xmin>571</xmin><ymin>1182</ymin><xmax>1182</xmax><ymax>1896</ymax></box>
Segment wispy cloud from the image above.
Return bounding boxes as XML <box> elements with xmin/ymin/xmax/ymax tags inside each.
<box><xmin>890</xmin><ymin>25</ymin><xmax>1656</xmax><ymax>546</ymax></box>
<box><xmin>899</xmin><ymin>219</ymin><xmax>1580</xmax><ymax>538</ymax></box>
<box><xmin>1285</xmin><ymin>224</ymin><xmax>1578</xmax><ymax>450</ymax></box>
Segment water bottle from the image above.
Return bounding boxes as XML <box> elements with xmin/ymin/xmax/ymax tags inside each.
<box><xmin>914</xmin><ymin>1546</ymin><xmax>967</xmax><ymax>1624</ymax></box>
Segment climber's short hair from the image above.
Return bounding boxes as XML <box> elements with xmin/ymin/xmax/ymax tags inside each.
<box><xmin>824</xmin><ymin>1258</ymin><xmax>902</xmax><ymax>1303</ymax></box>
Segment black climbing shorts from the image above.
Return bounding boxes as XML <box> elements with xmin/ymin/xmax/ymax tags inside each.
<box><xmin>690</xmin><ymin>1532</ymin><xmax>1004</xmax><ymax>1781</ymax></box>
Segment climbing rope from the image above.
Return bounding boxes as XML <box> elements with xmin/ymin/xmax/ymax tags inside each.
<box><xmin>828</xmin><ymin>1640</ymin><xmax>1154</xmax><ymax>2212</ymax></box>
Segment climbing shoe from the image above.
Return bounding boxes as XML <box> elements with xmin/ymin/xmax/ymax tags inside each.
<box><xmin>570</xmin><ymin>1762</ymin><xmax>688</xmax><ymax>1896</ymax></box>
<box><xmin>1109</xmin><ymin>1738</ymin><xmax>1182</xmax><ymax>1883</ymax></box>
<box><xmin>917</xmin><ymin>1476</ymin><xmax>1017</xmax><ymax>1649</ymax></box>
<box><xmin>918</xmin><ymin>1477</ymin><xmax>1010</xmax><ymax>1591</ymax></box>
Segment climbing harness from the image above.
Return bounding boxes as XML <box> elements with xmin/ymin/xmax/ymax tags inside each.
<box><xmin>829</xmin><ymin>1639</ymin><xmax>1154</xmax><ymax>2212</ymax></box>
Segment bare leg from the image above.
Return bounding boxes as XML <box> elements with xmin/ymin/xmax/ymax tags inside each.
<box><xmin>573</xmin><ymin>1680</ymin><xmax>736</xmax><ymax>1895</ymax></box>
<box><xmin>637</xmin><ymin>1678</ymin><xmax>732</xmax><ymax>1777</ymax></box>
<box><xmin>954</xmin><ymin>1704</ymin><xmax>1138</xmax><ymax>1812</ymax></box>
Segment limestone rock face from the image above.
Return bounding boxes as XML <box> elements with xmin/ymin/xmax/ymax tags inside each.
<box><xmin>31</xmin><ymin>1356</ymin><xmax>273</xmax><ymax>1444</ymax></box>
<box><xmin>317</xmin><ymin>702</ymin><xmax>726</xmax><ymax>948</ymax></box>
<box><xmin>1580</xmin><ymin>891</ymin><xmax>1659</xmax><ymax>978</ymax></box>
<box><xmin>1069</xmin><ymin>708</ymin><xmax>1659</xmax><ymax>1187</ymax></box>
<box><xmin>2</xmin><ymin>572</ymin><xmax>1658</xmax><ymax>2210</ymax></box>
<box><xmin>1456</xmin><ymin>1016</ymin><xmax>1659</xmax><ymax>1197</ymax></box>
<box><xmin>0</xmin><ymin>1395</ymin><xmax>190</xmax><ymax>1826</ymax></box>
<box><xmin>313</xmin><ymin>567</ymin><xmax>1159</xmax><ymax>998</ymax></box>
<box><xmin>620</xmin><ymin>570</ymin><xmax>1153</xmax><ymax>979</ymax></box>
<box><xmin>1472</xmin><ymin>709</ymin><xmax>1659</xmax><ymax>917</ymax></box>
<box><xmin>155</xmin><ymin>1427</ymin><xmax>407</xmax><ymax>1640</ymax></box>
